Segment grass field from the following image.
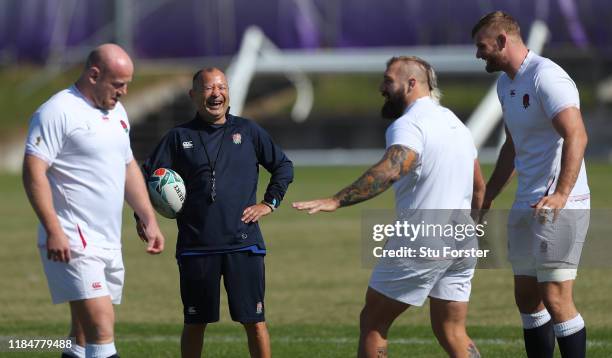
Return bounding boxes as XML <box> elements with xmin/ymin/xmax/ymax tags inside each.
<box><xmin>1</xmin><ymin>164</ymin><xmax>612</xmax><ymax>357</ymax></box>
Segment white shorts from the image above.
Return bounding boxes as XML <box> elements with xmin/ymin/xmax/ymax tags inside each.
<box><xmin>39</xmin><ymin>245</ymin><xmax>124</xmax><ymax>304</ymax></box>
<box><xmin>507</xmin><ymin>198</ymin><xmax>590</xmax><ymax>282</ymax></box>
<box><xmin>369</xmin><ymin>258</ymin><xmax>474</xmax><ymax>306</ymax></box>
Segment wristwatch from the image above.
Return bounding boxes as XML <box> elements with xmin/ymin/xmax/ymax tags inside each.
<box><xmin>261</xmin><ymin>200</ymin><xmax>276</xmax><ymax>211</ymax></box>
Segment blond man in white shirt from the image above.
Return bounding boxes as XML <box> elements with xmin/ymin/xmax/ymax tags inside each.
<box><xmin>473</xmin><ymin>11</ymin><xmax>589</xmax><ymax>358</ymax></box>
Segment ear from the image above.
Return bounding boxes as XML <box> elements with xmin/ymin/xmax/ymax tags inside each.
<box><xmin>88</xmin><ymin>66</ymin><xmax>100</xmax><ymax>84</ymax></box>
<box><xmin>407</xmin><ymin>78</ymin><xmax>416</xmax><ymax>91</ymax></box>
<box><xmin>496</xmin><ymin>33</ymin><xmax>507</xmax><ymax>50</ymax></box>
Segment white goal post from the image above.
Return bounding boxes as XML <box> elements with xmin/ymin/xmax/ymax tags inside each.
<box><xmin>226</xmin><ymin>21</ymin><xmax>549</xmax><ymax>151</ymax></box>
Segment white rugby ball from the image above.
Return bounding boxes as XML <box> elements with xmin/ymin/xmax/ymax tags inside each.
<box><xmin>147</xmin><ymin>168</ymin><xmax>186</xmax><ymax>219</ymax></box>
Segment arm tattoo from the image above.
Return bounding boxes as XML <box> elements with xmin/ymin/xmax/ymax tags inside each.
<box><xmin>333</xmin><ymin>145</ymin><xmax>416</xmax><ymax>208</ymax></box>
<box><xmin>468</xmin><ymin>342</ymin><xmax>481</xmax><ymax>358</ymax></box>
<box><xmin>376</xmin><ymin>347</ymin><xmax>387</xmax><ymax>358</ymax></box>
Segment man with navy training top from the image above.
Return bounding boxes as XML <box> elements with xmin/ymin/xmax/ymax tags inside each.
<box><xmin>473</xmin><ymin>11</ymin><xmax>590</xmax><ymax>358</ymax></box>
<box><xmin>294</xmin><ymin>56</ymin><xmax>484</xmax><ymax>358</ymax></box>
<box><xmin>139</xmin><ymin>67</ymin><xmax>293</xmax><ymax>358</ymax></box>
<box><xmin>23</xmin><ymin>44</ymin><xmax>165</xmax><ymax>358</ymax></box>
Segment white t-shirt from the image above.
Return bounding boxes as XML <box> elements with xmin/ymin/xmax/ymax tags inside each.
<box><xmin>386</xmin><ymin>96</ymin><xmax>477</xmax><ymax>210</ymax></box>
<box><xmin>497</xmin><ymin>51</ymin><xmax>589</xmax><ymax>202</ymax></box>
<box><xmin>25</xmin><ymin>85</ymin><xmax>133</xmax><ymax>249</ymax></box>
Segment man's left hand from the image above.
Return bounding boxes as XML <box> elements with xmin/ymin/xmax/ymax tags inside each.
<box><xmin>533</xmin><ymin>192</ymin><xmax>568</xmax><ymax>223</ymax></box>
<box><xmin>242</xmin><ymin>203</ymin><xmax>272</xmax><ymax>223</ymax></box>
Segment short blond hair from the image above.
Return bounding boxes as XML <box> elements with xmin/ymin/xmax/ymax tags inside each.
<box><xmin>471</xmin><ymin>11</ymin><xmax>521</xmax><ymax>38</ymax></box>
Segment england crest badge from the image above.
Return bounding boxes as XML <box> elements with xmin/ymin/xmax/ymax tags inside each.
<box><xmin>232</xmin><ymin>133</ymin><xmax>242</xmax><ymax>144</ymax></box>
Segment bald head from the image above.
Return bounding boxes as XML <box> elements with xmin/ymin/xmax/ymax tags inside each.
<box><xmin>190</xmin><ymin>67</ymin><xmax>230</xmax><ymax>124</ymax></box>
<box><xmin>77</xmin><ymin>43</ymin><xmax>134</xmax><ymax>110</ymax></box>
<box><xmin>192</xmin><ymin>67</ymin><xmax>226</xmax><ymax>90</ymax></box>
<box><xmin>85</xmin><ymin>43</ymin><xmax>134</xmax><ymax>77</ymax></box>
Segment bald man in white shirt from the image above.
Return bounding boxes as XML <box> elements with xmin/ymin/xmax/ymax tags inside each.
<box><xmin>23</xmin><ymin>44</ymin><xmax>165</xmax><ymax>358</ymax></box>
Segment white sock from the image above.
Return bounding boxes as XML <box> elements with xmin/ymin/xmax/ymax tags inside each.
<box><xmin>85</xmin><ymin>342</ymin><xmax>116</xmax><ymax>358</ymax></box>
<box><xmin>63</xmin><ymin>343</ymin><xmax>85</xmax><ymax>358</ymax></box>
<box><xmin>520</xmin><ymin>309</ymin><xmax>552</xmax><ymax>329</ymax></box>
<box><xmin>554</xmin><ymin>314</ymin><xmax>585</xmax><ymax>338</ymax></box>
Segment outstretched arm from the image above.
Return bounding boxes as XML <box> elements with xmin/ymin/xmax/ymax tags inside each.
<box><xmin>292</xmin><ymin>145</ymin><xmax>417</xmax><ymax>214</ymax></box>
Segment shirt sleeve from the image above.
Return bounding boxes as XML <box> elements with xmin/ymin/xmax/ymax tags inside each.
<box><xmin>385</xmin><ymin>117</ymin><xmax>425</xmax><ymax>155</ymax></box>
<box><xmin>250</xmin><ymin>121</ymin><xmax>294</xmax><ymax>209</ymax></box>
<box><xmin>535</xmin><ymin>64</ymin><xmax>580</xmax><ymax>120</ymax></box>
<box><xmin>119</xmin><ymin>105</ymin><xmax>134</xmax><ymax>164</ymax></box>
<box><xmin>125</xmin><ymin>146</ymin><xmax>134</xmax><ymax>164</ymax></box>
<box><xmin>141</xmin><ymin>131</ymin><xmax>177</xmax><ymax>181</ymax></box>
<box><xmin>496</xmin><ymin>78</ymin><xmax>503</xmax><ymax>107</ymax></box>
<box><xmin>24</xmin><ymin>106</ymin><xmax>66</xmax><ymax>165</ymax></box>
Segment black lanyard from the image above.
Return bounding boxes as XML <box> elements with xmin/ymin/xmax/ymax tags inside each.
<box><xmin>199</xmin><ymin>124</ymin><xmax>228</xmax><ymax>202</ymax></box>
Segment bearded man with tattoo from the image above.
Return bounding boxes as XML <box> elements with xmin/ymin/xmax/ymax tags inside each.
<box><xmin>293</xmin><ymin>56</ymin><xmax>485</xmax><ymax>358</ymax></box>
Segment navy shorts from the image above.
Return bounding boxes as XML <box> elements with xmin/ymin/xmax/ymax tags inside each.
<box><xmin>178</xmin><ymin>251</ymin><xmax>265</xmax><ymax>324</ymax></box>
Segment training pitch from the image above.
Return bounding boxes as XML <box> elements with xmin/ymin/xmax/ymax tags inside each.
<box><xmin>1</xmin><ymin>164</ymin><xmax>611</xmax><ymax>357</ymax></box>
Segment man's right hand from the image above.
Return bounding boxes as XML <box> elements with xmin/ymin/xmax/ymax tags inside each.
<box><xmin>135</xmin><ymin>217</ymin><xmax>165</xmax><ymax>255</ymax></box>
<box><xmin>475</xmin><ymin>198</ymin><xmax>494</xmax><ymax>224</ymax></box>
<box><xmin>46</xmin><ymin>232</ymin><xmax>71</xmax><ymax>263</ymax></box>
<box><xmin>292</xmin><ymin>198</ymin><xmax>341</xmax><ymax>214</ymax></box>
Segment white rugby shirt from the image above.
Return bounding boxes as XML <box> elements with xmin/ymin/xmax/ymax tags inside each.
<box><xmin>25</xmin><ymin>85</ymin><xmax>133</xmax><ymax>249</ymax></box>
<box><xmin>497</xmin><ymin>51</ymin><xmax>589</xmax><ymax>203</ymax></box>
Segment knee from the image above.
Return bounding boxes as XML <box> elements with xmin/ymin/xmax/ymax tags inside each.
<box><xmin>541</xmin><ymin>292</ymin><xmax>567</xmax><ymax>315</ymax></box>
<box><xmin>243</xmin><ymin>322</ymin><xmax>267</xmax><ymax>335</ymax></box>
<box><xmin>359</xmin><ymin>306</ymin><xmax>375</xmax><ymax>328</ymax></box>
<box><xmin>431</xmin><ymin>322</ymin><xmax>466</xmax><ymax>343</ymax></box>
<box><xmin>514</xmin><ymin>289</ymin><xmax>542</xmax><ymax>313</ymax></box>
<box><xmin>359</xmin><ymin>306</ymin><xmax>391</xmax><ymax>335</ymax></box>
<box><xmin>82</xmin><ymin>315</ymin><xmax>114</xmax><ymax>343</ymax></box>
<box><xmin>183</xmin><ymin>323</ymin><xmax>206</xmax><ymax>334</ymax></box>
<box><xmin>85</xmin><ymin>322</ymin><xmax>114</xmax><ymax>343</ymax></box>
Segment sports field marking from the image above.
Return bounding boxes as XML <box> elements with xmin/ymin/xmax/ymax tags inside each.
<box><xmin>106</xmin><ymin>335</ymin><xmax>612</xmax><ymax>347</ymax></box>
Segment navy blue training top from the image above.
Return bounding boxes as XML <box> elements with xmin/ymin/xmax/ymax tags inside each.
<box><xmin>142</xmin><ymin>113</ymin><xmax>294</xmax><ymax>256</ymax></box>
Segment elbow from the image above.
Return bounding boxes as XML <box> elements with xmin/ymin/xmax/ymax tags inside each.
<box><xmin>566</xmin><ymin>130</ymin><xmax>588</xmax><ymax>154</ymax></box>
<box><xmin>472</xmin><ymin>186</ymin><xmax>486</xmax><ymax>210</ymax></box>
<box><xmin>473</xmin><ymin>181</ymin><xmax>486</xmax><ymax>199</ymax></box>
<box><xmin>473</xmin><ymin>176</ymin><xmax>486</xmax><ymax>201</ymax></box>
<box><xmin>284</xmin><ymin>160</ymin><xmax>295</xmax><ymax>184</ymax></box>
<box><xmin>389</xmin><ymin>170</ymin><xmax>403</xmax><ymax>185</ymax></box>
<box><xmin>474</xmin><ymin>187</ymin><xmax>486</xmax><ymax>202</ymax></box>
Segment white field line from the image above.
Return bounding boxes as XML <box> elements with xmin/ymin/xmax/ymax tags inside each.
<box><xmin>112</xmin><ymin>335</ymin><xmax>612</xmax><ymax>347</ymax></box>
